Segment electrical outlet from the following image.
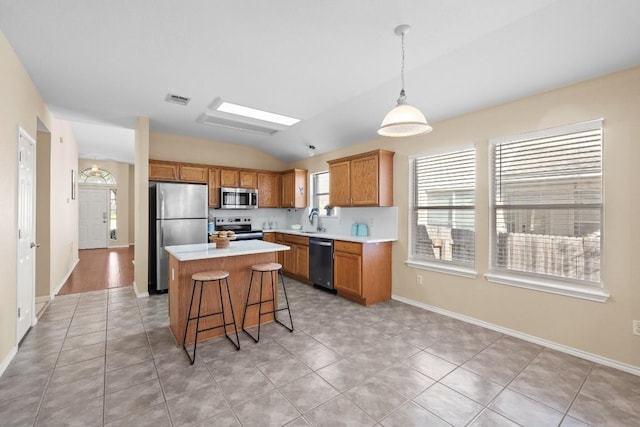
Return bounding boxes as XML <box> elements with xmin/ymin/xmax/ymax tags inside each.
<box><xmin>417</xmin><ymin>275</ymin><xmax>423</xmax><ymax>285</ymax></box>
<box><xmin>633</xmin><ymin>320</ymin><xmax>640</xmax><ymax>336</ymax></box>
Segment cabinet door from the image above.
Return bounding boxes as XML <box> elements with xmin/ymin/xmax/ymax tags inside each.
<box><xmin>263</xmin><ymin>233</ymin><xmax>276</xmax><ymax>243</ymax></box>
<box><xmin>281</xmin><ymin>170</ymin><xmax>307</xmax><ymax>208</ymax></box>
<box><xmin>258</xmin><ymin>172</ymin><xmax>280</xmax><ymax>208</ymax></box>
<box><xmin>334</xmin><ymin>251</ymin><xmax>362</xmax><ymax>296</ymax></box>
<box><xmin>149</xmin><ymin>161</ymin><xmax>178</xmax><ymax>181</ymax></box>
<box><xmin>281</xmin><ymin>172</ymin><xmax>294</xmax><ymax>207</ymax></box>
<box><xmin>220</xmin><ymin>169</ymin><xmax>239</xmax><ymax>187</ymax></box>
<box><xmin>328</xmin><ymin>161</ymin><xmax>351</xmax><ymax>206</ymax></box>
<box><xmin>208</xmin><ymin>168</ymin><xmax>220</xmax><ymax>208</ymax></box>
<box><xmin>295</xmin><ymin>245</ymin><xmax>309</xmax><ymax>279</ymax></box>
<box><xmin>350</xmin><ymin>154</ymin><xmax>379</xmax><ymax>206</ymax></box>
<box><xmin>239</xmin><ymin>170</ymin><xmax>258</xmax><ymax>189</ymax></box>
<box><xmin>283</xmin><ymin>247</ymin><xmax>296</xmax><ymax>274</ymax></box>
<box><xmin>179</xmin><ymin>165</ymin><xmax>208</xmax><ymax>183</ymax></box>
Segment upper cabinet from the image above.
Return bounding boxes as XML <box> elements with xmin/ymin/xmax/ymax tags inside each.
<box><xmin>257</xmin><ymin>172</ymin><xmax>280</xmax><ymax>208</ymax></box>
<box><xmin>149</xmin><ymin>160</ymin><xmax>208</xmax><ymax>183</ymax></box>
<box><xmin>281</xmin><ymin>169</ymin><xmax>307</xmax><ymax>208</ymax></box>
<box><xmin>328</xmin><ymin>149</ymin><xmax>394</xmax><ymax>207</ymax></box>
<box><xmin>220</xmin><ymin>169</ymin><xmax>239</xmax><ymax>187</ymax></box>
<box><xmin>239</xmin><ymin>170</ymin><xmax>257</xmax><ymax>189</ymax></box>
<box><xmin>179</xmin><ymin>165</ymin><xmax>207</xmax><ymax>183</ymax></box>
<box><xmin>149</xmin><ymin>159</ymin><xmax>306</xmax><ymax>209</ymax></box>
<box><xmin>149</xmin><ymin>161</ymin><xmax>179</xmax><ymax>181</ymax></box>
<box><xmin>208</xmin><ymin>168</ymin><xmax>220</xmax><ymax>208</ymax></box>
<box><xmin>220</xmin><ymin>169</ymin><xmax>257</xmax><ymax>189</ymax></box>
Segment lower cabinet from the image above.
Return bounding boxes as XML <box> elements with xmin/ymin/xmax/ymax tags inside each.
<box><xmin>333</xmin><ymin>240</ymin><xmax>391</xmax><ymax>306</ymax></box>
<box><xmin>276</xmin><ymin>233</ymin><xmax>309</xmax><ymax>282</ymax></box>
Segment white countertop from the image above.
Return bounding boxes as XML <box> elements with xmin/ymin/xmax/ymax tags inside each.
<box><xmin>264</xmin><ymin>229</ymin><xmax>397</xmax><ymax>244</ymax></box>
<box><xmin>165</xmin><ymin>240</ymin><xmax>290</xmax><ymax>261</ymax></box>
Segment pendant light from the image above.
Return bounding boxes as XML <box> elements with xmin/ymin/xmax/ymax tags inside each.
<box><xmin>378</xmin><ymin>24</ymin><xmax>432</xmax><ymax>137</ymax></box>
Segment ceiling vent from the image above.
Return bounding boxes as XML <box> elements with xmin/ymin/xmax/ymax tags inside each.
<box><xmin>165</xmin><ymin>93</ymin><xmax>191</xmax><ymax>106</ymax></box>
<box><xmin>196</xmin><ymin>113</ymin><xmax>282</xmax><ymax>135</ymax></box>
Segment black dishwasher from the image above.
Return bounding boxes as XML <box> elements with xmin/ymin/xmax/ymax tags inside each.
<box><xmin>309</xmin><ymin>237</ymin><xmax>335</xmax><ymax>292</ymax></box>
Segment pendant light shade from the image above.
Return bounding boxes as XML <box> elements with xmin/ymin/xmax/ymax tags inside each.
<box><xmin>378</xmin><ymin>25</ymin><xmax>432</xmax><ymax>138</ymax></box>
<box><xmin>378</xmin><ymin>91</ymin><xmax>432</xmax><ymax>137</ymax></box>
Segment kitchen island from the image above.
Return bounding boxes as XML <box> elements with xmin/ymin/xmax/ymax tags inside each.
<box><xmin>165</xmin><ymin>240</ymin><xmax>290</xmax><ymax>346</ymax></box>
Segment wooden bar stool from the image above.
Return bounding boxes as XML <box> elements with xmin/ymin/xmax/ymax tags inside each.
<box><xmin>182</xmin><ymin>270</ymin><xmax>240</xmax><ymax>364</ymax></box>
<box><xmin>241</xmin><ymin>263</ymin><xmax>293</xmax><ymax>343</ymax></box>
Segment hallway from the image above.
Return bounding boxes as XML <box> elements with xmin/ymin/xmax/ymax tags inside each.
<box><xmin>57</xmin><ymin>247</ymin><xmax>134</xmax><ymax>295</ymax></box>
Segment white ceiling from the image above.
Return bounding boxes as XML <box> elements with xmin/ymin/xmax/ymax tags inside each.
<box><xmin>2</xmin><ymin>0</ymin><xmax>640</xmax><ymax>164</ymax></box>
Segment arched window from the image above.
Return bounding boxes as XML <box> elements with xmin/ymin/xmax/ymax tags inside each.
<box><xmin>79</xmin><ymin>166</ymin><xmax>117</xmax><ymax>184</ymax></box>
<box><xmin>79</xmin><ymin>166</ymin><xmax>118</xmax><ymax>240</ymax></box>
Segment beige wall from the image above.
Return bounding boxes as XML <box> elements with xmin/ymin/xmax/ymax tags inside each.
<box><xmin>36</xmin><ymin>130</ymin><xmax>51</xmax><ymax>298</ymax></box>
<box><xmin>134</xmin><ymin>117</ymin><xmax>150</xmax><ymax>296</ymax></box>
<box><xmin>0</xmin><ymin>30</ymin><xmax>51</xmax><ymax>366</ymax></box>
<box><xmin>290</xmin><ymin>66</ymin><xmax>640</xmax><ymax>369</ymax></box>
<box><xmin>128</xmin><ymin>164</ymin><xmax>135</xmax><ymax>244</ymax></box>
<box><xmin>78</xmin><ymin>159</ymin><xmax>131</xmax><ymax>248</ymax></box>
<box><xmin>49</xmin><ymin>120</ymin><xmax>79</xmax><ymax>294</ymax></box>
<box><xmin>150</xmin><ymin>131</ymin><xmax>287</xmax><ymax>171</ymax></box>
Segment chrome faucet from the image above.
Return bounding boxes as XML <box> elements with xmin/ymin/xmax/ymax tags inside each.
<box><xmin>308</xmin><ymin>208</ymin><xmax>323</xmax><ymax>232</ymax></box>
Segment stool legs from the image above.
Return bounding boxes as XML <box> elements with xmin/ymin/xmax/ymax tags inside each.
<box><xmin>242</xmin><ymin>268</ymin><xmax>293</xmax><ymax>343</ymax></box>
<box><xmin>273</xmin><ymin>269</ymin><xmax>294</xmax><ymax>333</ymax></box>
<box><xmin>182</xmin><ymin>278</ymin><xmax>240</xmax><ymax>365</ymax></box>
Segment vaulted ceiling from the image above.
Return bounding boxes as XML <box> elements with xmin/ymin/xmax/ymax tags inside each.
<box><xmin>2</xmin><ymin>0</ymin><xmax>639</xmax><ymax>163</ymax></box>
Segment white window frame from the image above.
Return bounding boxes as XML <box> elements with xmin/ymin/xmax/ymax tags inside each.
<box><xmin>310</xmin><ymin>170</ymin><xmax>337</xmax><ymax>218</ymax></box>
<box><xmin>406</xmin><ymin>147</ymin><xmax>477</xmax><ymax>279</ymax></box>
<box><xmin>485</xmin><ymin>119</ymin><xmax>609</xmax><ymax>302</ymax></box>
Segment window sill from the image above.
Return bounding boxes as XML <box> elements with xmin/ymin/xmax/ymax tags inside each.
<box><xmin>405</xmin><ymin>259</ymin><xmax>477</xmax><ymax>279</ymax></box>
<box><xmin>484</xmin><ymin>272</ymin><xmax>609</xmax><ymax>303</ymax></box>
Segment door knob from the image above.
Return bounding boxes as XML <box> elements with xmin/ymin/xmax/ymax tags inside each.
<box><xmin>30</xmin><ymin>242</ymin><xmax>40</xmax><ymax>248</ymax></box>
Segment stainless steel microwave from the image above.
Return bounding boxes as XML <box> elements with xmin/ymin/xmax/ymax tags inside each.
<box><xmin>220</xmin><ymin>187</ymin><xmax>258</xmax><ymax>209</ymax></box>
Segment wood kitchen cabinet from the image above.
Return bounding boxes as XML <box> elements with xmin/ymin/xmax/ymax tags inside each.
<box><xmin>149</xmin><ymin>161</ymin><xmax>179</xmax><ymax>181</ymax></box>
<box><xmin>220</xmin><ymin>169</ymin><xmax>239</xmax><ymax>187</ymax></box>
<box><xmin>208</xmin><ymin>168</ymin><xmax>221</xmax><ymax>208</ymax></box>
<box><xmin>257</xmin><ymin>172</ymin><xmax>280</xmax><ymax>208</ymax></box>
<box><xmin>281</xmin><ymin>169</ymin><xmax>307</xmax><ymax>208</ymax></box>
<box><xmin>239</xmin><ymin>170</ymin><xmax>257</xmax><ymax>189</ymax></box>
<box><xmin>179</xmin><ymin>164</ymin><xmax>208</xmax><ymax>183</ymax></box>
<box><xmin>328</xmin><ymin>149</ymin><xmax>394</xmax><ymax>207</ymax></box>
<box><xmin>280</xmin><ymin>234</ymin><xmax>310</xmax><ymax>282</ymax></box>
<box><xmin>333</xmin><ymin>240</ymin><xmax>391</xmax><ymax>306</ymax></box>
<box><xmin>262</xmin><ymin>232</ymin><xmax>276</xmax><ymax>243</ymax></box>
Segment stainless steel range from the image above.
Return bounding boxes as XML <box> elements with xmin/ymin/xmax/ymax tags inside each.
<box><xmin>213</xmin><ymin>217</ymin><xmax>264</xmax><ymax>240</ymax></box>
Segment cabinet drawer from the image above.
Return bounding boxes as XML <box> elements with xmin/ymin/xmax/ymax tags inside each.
<box><xmin>334</xmin><ymin>240</ymin><xmax>362</xmax><ymax>255</ymax></box>
<box><xmin>284</xmin><ymin>234</ymin><xmax>309</xmax><ymax>246</ymax></box>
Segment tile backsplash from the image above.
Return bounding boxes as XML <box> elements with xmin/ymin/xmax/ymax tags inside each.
<box><xmin>209</xmin><ymin>206</ymin><xmax>398</xmax><ymax>240</ymax></box>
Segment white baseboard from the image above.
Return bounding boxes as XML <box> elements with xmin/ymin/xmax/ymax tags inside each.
<box><xmin>0</xmin><ymin>346</ymin><xmax>18</xmax><ymax>377</ymax></box>
<box><xmin>392</xmin><ymin>294</ymin><xmax>640</xmax><ymax>377</ymax></box>
<box><xmin>53</xmin><ymin>258</ymin><xmax>79</xmax><ymax>296</ymax></box>
<box><xmin>108</xmin><ymin>244</ymin><xmax>130</xmax><ymax>249</ymax></box>
<box><xmin>35</xmin><ymin>295</ymin><xmax>52</xmax><ymax>304</ymax></box>
<box><xmin>133</xmin><ymin>281</ymin><xmax>149</xmax><ymax>298</ymax></box>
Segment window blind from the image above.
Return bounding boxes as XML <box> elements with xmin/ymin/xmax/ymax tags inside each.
<box><xmin>412</xmin><ymin>149</ymin><xmax>475</xmax><ymax>266</ymax></box>
<box><xmin>491</xmin><ymin>119</ymin><xmax>603</xmax><ymax>284</ymax></box>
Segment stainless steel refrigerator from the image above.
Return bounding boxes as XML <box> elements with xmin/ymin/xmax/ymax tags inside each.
<box><xmin>149</xmin><ymin>182</ymin><xmax>208</xmax><ymax>293</ymax></box>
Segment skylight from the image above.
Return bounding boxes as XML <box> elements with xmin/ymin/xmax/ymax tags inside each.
<box><xmin>216</xmin><ymin>102</ymin><xmax>300</xmax><ymax>126</ymax></box>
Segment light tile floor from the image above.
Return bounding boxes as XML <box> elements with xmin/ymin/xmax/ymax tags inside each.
<box><xmin>1</xmin><ymin>280</ymin><xmax>639</xmax><ymax>426</ymax></box>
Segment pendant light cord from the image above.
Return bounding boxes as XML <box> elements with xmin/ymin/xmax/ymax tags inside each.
<box><xmin>400</xmin><ymin>32</ymin><xmax>406</xmax><ymax>93</ymax></box>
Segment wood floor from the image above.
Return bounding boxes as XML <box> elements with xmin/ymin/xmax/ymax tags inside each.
<box><xmin>58</xmin><ymin>246</ymin><xmax>134</xmax><ymax>295</ymax></box>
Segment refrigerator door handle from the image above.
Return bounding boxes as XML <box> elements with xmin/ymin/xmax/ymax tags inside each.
<box><xmin>156</xmin><ymin>220</ymin><xmax>163</xmax><ymax>288</ymax></box>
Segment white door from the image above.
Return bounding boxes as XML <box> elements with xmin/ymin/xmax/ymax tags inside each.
<box><xmin>17</xmin><ymin>128</ymin><xmax>36</xmax><ymax>342</ymax></box>
<box><xmin>79</xmin><ymin>187</ymin><xmax>108</xmax><ymax>249</ymax></box>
